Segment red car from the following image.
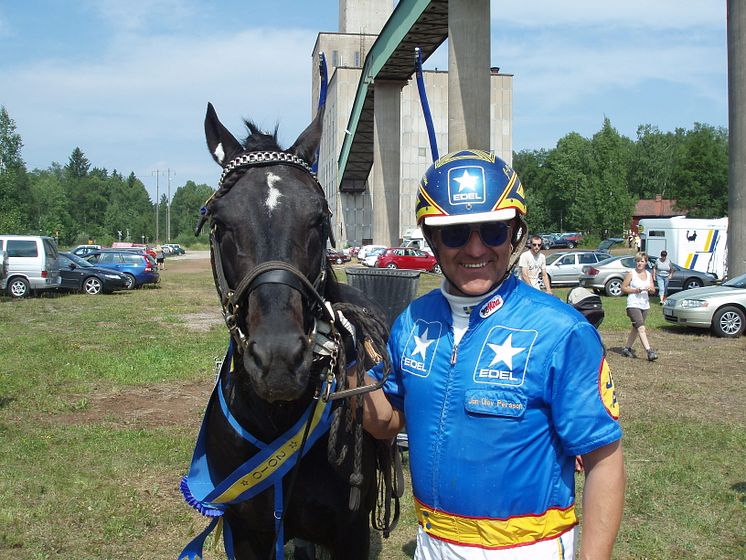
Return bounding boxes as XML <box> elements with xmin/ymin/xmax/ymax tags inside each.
<box><xmin>375</xmin><ymin>247</ymin><xmax>441</xmax><ymax>273</ymax></box>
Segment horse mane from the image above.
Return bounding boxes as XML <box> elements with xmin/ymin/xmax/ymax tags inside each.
<box><xmin>242</xmin><ymin>120</ymin><xmax>282</xmax><ymax>152</ymax></box>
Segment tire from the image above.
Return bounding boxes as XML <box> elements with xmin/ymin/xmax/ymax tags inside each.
<box><xmin>604</xmin><ymin>278</ymin><xmax>624</xmax><ymax>297</ymax></box>
<box><xmin>83</xmin><ymin>276</ymin><xmax>103</xmax><ymax>295</ymax></box>
<box><xmin>432</xmin><ymin>264</ymin><xmax>442</xmax><ymax>274</ymax></box>
<box><xmin>386</xmin><ymin>263</ymin><xmax>398</xmax><ymax>269</ymax></box>
<box><xmin>7</xmin><ymin>277</ymin><xmax>30</xmax><ymax>298</ymax></box>
<box><xmin>123</xmin><ymin>273</ymin><xmax>137</xmax><ymax>290</ymax></box>
<box><xmin>683</xmin><ymin>278</ymin><xmax>703</xmax><ymax>290</ymax></box>
<box><xmin>568</xmin><ymin>242</ymin><xmax>576</xmax><ymax>249</ymax></box>
<box><xmin>711</xmin><ymin>306</ymin><xmax>745</xmax><ymax>338</ymax></box>
<box><xmin>335</xmin><ymin>257</ymin><xmax>343</xmax><ymax>265</ymax></box>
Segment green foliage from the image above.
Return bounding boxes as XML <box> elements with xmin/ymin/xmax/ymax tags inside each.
<box><xmin>513</xmin><ymin>118</ymin><xmax>730</xmax><ymax>237</ymax></box>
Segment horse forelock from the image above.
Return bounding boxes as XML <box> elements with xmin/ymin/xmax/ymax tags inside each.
<box><xmin>242</xmin><ymin>120</ymin><xmax>281</xmax><ymax>152</ymax></box>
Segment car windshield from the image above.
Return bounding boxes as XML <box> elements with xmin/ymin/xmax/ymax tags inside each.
<box><xmin>723</xmin><ymin>273</ymin><xmax>746</xmax><ymax>288</ymax></box>
<box><xmin>62</xmin><ymin>252</ymin><xmax>94</xmax><ymax>267</ymax></box>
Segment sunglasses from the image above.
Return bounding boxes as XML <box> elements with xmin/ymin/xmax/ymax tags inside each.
<box><xmin>531</xmin><ymin>243</ymin><xmax>542</xmax><ymax>247</ymax></box>
<box><xmin>438</xmin><ymin>222</ymin><xmax>510</xmax><ymax>249</ymax></box>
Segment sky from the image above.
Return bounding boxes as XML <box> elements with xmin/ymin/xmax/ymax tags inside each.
<box><xmin>0</xmin><ymin>1</ymin><xmax>728</xmax><ymax>203</ymax></box>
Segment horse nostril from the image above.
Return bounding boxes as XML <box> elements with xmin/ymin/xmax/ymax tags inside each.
<box><xmin>287</xmin><ymin>335</ymin><xmax>308</xmax><ymax>370</ymax></box>
<box><xmin>247</xmin><ymin>340</ymin><xmax>267</xmax><ymax>372</ymax></box>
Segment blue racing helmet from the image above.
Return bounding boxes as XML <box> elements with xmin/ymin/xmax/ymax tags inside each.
<box><xmin>416</xmin><ymin>149</ymin><xmax>527</xmax><ymax>226</ymax></box>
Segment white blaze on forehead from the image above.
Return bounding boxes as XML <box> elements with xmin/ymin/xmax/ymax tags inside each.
<box><xmin>265</xmin><ymin>171</ymin><xmax>283</xmax><ymax>212</ymax></box>
<box><xmin>213</xmin><ymin>142</ymin><xmax>225</xmax><ymax>164</ymax></box>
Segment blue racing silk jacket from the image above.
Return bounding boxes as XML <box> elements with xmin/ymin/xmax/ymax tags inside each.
<box><xmin>371</xmin><ymin>274</ymin><xmax>622</xmax><ymax>549</ymax></box>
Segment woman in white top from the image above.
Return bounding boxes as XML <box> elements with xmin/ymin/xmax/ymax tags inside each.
<box><xmin>621</xmin><ymin>252</ymin><xmax>658</xmax><ymax>361</ymax></box>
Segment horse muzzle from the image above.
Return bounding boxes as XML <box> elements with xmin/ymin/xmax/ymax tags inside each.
<box><xmin>241</xmin><ymin>329</ymin><xmax>314</xmax><ymax>402</ymax></box>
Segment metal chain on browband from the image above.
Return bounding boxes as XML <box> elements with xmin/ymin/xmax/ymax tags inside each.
<box><xmin>218</xmin><ymin>151</ymin><xmax>315</xmax><ymax>187</ymax></box>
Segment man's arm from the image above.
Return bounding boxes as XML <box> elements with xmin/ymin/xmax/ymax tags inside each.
<box><xmin>578</xmin><ymin>440</ymin><xmax>626</xmax><ymax>560</ymax></box>
<box><xmin>347</xmin><ymin>373</ymin><xmax>405</xmax><ymax>439</ymax></box>
<box><xmin>520</xmin><ymin>266</ymin><xmax>531</xmax><ymax>284</ymax></box>
<box><xmin>541</xmin><ymin>268</ymin><xmax>553</xmax><ymax>294</ymax></box>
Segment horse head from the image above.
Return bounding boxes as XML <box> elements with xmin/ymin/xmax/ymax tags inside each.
<box><xmin>203</xmin><ymin>103</ymin><xmax>333</xmax><ymax>403</ymax></box>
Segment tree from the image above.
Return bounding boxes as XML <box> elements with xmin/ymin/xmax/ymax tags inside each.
<box><xmin>669</xmin><ymin>123</ymin><xmax>728</xmax><ymax>218</ymax></box>
<box><xmin>0</xmin><ymin>106</ymin><xmax>31</xmax><ymax>233</ymax></box>
<box><xmin>170</xmin><ymin>181</ymin><xmax>215</xmax><ymax>241</ymax></box>
<box><xmin>512</xmin><ymin>149</ymin><xmax>552</xmax><ymax>232</ymax></box>
<box><xmin>590</xmin><ymin>118</ymin><xmax>636</xmax><ymax>236</ymax></box>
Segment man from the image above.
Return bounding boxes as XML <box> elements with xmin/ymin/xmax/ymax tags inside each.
<box><xmin>519</xmin><ymin>235</ymin><xmax>553</xmax><ymax>294</ymax></box>
<box><xmin>348</xmin><ymin>150</ymin><xmax>625</xmax><ymax>560</ymax></box>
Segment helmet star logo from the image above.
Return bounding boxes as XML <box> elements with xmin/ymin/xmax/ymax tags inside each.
<box><xmin>412</xmin><ymin>329</ymin><xmax>434</xmax><ymax>359</ymax></box>
<box><xmin>487</xmin><ymin>334</ymin><xmax>525</xmax><ymax>369</ymax></box>
<box><xmin>454</xmin><ymin>169</ymin><xmax>479</xmax><ymax>191</ymax></box>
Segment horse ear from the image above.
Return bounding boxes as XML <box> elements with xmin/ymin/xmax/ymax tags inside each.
<box><xmin>288</xmin><ymin>107</ymin><xmax>324</xmax><ymax>165</ymax></box>
<box><xmin>205</xmin><ymin>103</ymin><xmax>243</xmax><ymax>166</ymax></box>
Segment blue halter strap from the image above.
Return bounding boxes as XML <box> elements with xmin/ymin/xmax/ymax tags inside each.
<box><xmin>178</xmin><ymin>342</ymin><xmax>336</xmax><ymax>560</ymax></box>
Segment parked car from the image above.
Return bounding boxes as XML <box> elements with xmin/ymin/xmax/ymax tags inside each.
<box><xmin>597</xmin><ymin>237</ymin><xmax>624</xmax><ymax>252</ymax></box>
<box><xmin>326</xmin><ymin>249</ymin><xmax>351</xmax><ymax>265</ymax></box>
<box><xmin>84</xmin><ymin>250</ymin><xmax>160</xmax><ymax>289</ymax></box>
<box><xmin>362</xmin><ymin>247</ymin><xmax>387</xmax><ymax>267</ymax></box>
<box><xmin>58</xmin><ymin>252</ymin><xmax>128</xmax><ymax>295</ymax></box>
<box><xmin>0</xmin><ymin>235</ymin><xmax>60</xmax><ymax>298</ymax></box>
<box><xmin>579</xmin><ymin>255</ymin><xmax>717</xmax><ymax>297</ymax></box>
<box><xmin>0</xmin><ymin>250</ymin><xmax>7</xmax><ymax>284</ymax></box>
<box><xmin>663</xmin><ymin>272</ymin><xmax>746</xmax><ymax>337</ymax></box>
<box><xmin>163</xmin><ymin>243</ymin><xmax>185</xmax><ymax>255</ymax></box>
<box><xmin>648</xmin><ymin>256</ymin><xmax>719</xmax><ymax>292</ymax></box>
<box><xmin>71</xmin><ymin>244</ymin><xmax>103</xmax><ymax>257</ymax></box>
<box><xmin>357</xmin><ymin>244</ymin><xmax>387</xmax><ymax>262</ymax></box>
<box><xmin>375</xmin><ymin>247</ymin><xmax>441</xmax><ymax>273</ymax></box>
<box><xmin>544</xmin><ymin>251</ymin><xmax>611</xmax><ymax>287</ymax></box>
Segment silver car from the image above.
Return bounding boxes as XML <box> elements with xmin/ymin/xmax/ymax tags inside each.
<box><xmin>663</xmin><ymin>273</ymin><xmax>746</xmax><ymax>337</ymax></box>
<box><xmin>544</xmin><ymin>251</ymin><xmax>611</xmax><ymax>287</ymax></box>
<box><xmin>579</xmin><ymin>255</ymin><xmax>717</xmax><ymax>297</ymax></box>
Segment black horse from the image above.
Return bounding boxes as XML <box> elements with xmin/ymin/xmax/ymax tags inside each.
<box><xmin>180</xmin><ymin>103</ymin><xmax>397</xmax><ymax>560</ymax></box>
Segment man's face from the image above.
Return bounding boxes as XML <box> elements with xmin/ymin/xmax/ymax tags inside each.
<box><xmin>530</xmin><ymin>237</ymin><xmax>542</xmax><ymax>254</ymax></box>
<box><xmin>431</xmin><ymin>221</ymin><xmax>514</xmax><ymax>297</ymax></box>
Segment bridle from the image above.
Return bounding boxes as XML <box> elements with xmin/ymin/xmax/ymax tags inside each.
<box><xmin>195</xmin><ymin>150</ymin><xmax>384</xmax><ymax>402</ymax></box>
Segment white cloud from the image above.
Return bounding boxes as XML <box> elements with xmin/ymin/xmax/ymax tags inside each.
<box><xmin>492</xmin><ymin>0</ymin><xmax>724</xmax><ymax>30</ymax></box>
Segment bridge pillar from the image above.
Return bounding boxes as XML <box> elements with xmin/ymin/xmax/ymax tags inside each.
<box><xmin>448</xmin><ymin>0</ymin><xmax>491</xmax><ymax>151</ymax></box>
<box><xmin>371</xmin><ymin>80</ymin><xmax>405</xmax><ymax>246</ymax></box>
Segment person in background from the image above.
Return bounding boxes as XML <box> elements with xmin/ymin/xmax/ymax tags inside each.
<box><xmin>156</xmin><ymin>245</ymin><xmax>165</xmax><ymax>270</ymax></box>
<box><xmin>518</xmin><ymin>235</ymin><xmax>553</xmax><ymax>295</ymax></box>
<box><xmin>621</xmin><ymin>252</ymin><xmax>658</xmax><ymax>361</ymax></box>
<box><xmin>341</xmin><ymin>150</ymin><xmax>625</xmax><ymax>560</ymax></box>
<box><xmin>653</xmin><ymin>250</ymin><xmax>673</xmax><ymax>304</ymax></box>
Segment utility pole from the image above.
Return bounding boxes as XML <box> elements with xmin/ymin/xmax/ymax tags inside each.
<box><xmin>152</xmin><ymin>170</ymin><xmax>162</xmax><ymax>242</ymax></box>
<box><xmin>167</xmin><ymin>168</ymin><xmax>175</xmax><ymax>242</ymax></box>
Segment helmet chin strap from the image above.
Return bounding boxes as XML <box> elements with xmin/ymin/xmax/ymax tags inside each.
<box><xmin>424</xmin><ymin>218</ymin><xmax>529</xmax><ymax>297</ymax></box>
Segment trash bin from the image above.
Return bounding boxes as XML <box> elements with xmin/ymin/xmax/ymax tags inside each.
<box><xmin>345</xmin><ymin>268</ymin><xmax>421</xmax><ymax>327</ymax></box>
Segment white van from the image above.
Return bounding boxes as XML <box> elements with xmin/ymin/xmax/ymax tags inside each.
<box><xmin>0</xmin><ymin>235</ymin><xmax>61</xmax><ymax>297</ymax></box>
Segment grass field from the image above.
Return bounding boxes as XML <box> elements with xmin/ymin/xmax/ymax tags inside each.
<box><xmin>0</xmin><ymin>255</ymin><xmax>744</xmax><ymax>559</ymax></box>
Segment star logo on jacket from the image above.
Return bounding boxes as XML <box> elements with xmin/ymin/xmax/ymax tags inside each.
<box><xmin>448</xmin><ymin>166</ymin><xmax>486</xmax><ymax>205</ymax></box>
<box><xmin>473</xmin><ymin>326</ymin><xmax>538</xmax><ymax>386</ymax></box>
<box><xmin>402</xmin><ymin>320</ymin><xmax>442</xmax><ymax>378</ymax></box>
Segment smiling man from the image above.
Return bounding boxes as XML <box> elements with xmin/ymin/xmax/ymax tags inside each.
<box><xmin>348</xmin><ymin>149</ymin><xmax>626</xmax><ymax>560</ymax></box>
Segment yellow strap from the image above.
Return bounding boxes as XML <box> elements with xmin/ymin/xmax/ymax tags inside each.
<box><xmin>212</xmin><ymin>398</ymin><xmax>328</xmax><ymax>504</ymax></box>
<box><xmin>415</xmin><ymin>499</ymin><xmax>577</xmax><ymax>549</ymax></box>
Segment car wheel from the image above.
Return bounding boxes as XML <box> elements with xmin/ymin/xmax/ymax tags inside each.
<box><xmin>604</xmin><ymin>278</ymin><xmax>624</xmax><ymax>297</ymax></box>
<box><xmin>123</xmin><ymin>273</ymin><xmax>137</xmax><ymax>290</ymax></box>
<box><xmin>683</xmin><ymin>278</ymin><xmax>703</xmax><ymax>290</ymax></box>
<box><xmin>432</xmin><ymin>264</ymin><xmax>442</xmax><ymax>274</ymax></box>
<box><xmin>336</xmin><ymin>257</ymin><xmax>343</xmax><ymax>264</ymax></box>
<box><xmin>83</xmin><ymin>277</ymin><xmax>103</xmax><ymax>295</ymax></box>
<box><xmin>386</xmin><ymin>263</ymin><xmax>398</xmax><ymax>269</ymax></box>
<box><xmin>7</xmin><ymin>277</ymin><xmax>30</xmax><ymax>298</ymax></box>
<box><xmin>711</xmin><ymin>306</ymin><xmax>745</xmax><ymax>338</ymax></box>
<box><xmin>568</xmin><ymin>242</ymin><xmax>576</xmax><ymax>249</ymax></box>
